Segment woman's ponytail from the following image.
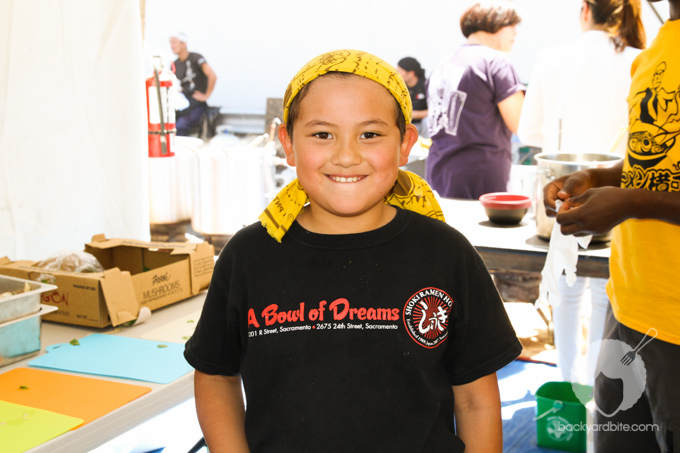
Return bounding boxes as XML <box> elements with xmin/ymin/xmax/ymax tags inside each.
<box><xmin>590</xmin><ymin>0</ymin><xmax>646</xmax><ymax>52</ymax></box>
<box><xmin>616</xmin><ymin>0</ymin><xmax>646</xmax><ymax>51</ymax></box>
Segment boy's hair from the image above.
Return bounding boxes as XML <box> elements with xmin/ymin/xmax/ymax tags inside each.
<box><xmin>285</xmin><ymin>72</ymin><xmax>407</xmax><ymax>142</ymax></box>
<box><xmin>460</xmin><ymin>1</ymin><xmax>522</xmax><ymax>38</ymax></box>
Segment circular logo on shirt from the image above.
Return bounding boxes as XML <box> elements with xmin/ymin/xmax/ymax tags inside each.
<box><xmin>403</xmin><ymin>287</ymin><xmax>452</xmax><ymax>348</ymax></box>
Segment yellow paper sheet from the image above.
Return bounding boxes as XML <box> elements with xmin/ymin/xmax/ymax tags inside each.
<box><xmin>0</xmin><ymin>400</ymin><xmax>83</xmax><ymax>453</ymax></box>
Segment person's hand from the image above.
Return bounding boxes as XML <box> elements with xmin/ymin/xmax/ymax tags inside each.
<box><xmin>192</xmin><ymin>91</ymin><xmax>208</xmax><ymax>102</ymax></box>
<box><xmin>543</xmin><ymin>170</ymin><xmax>593</xmax><ymax>218</ymax></box>
<box><xmin>556</xmin><ymin>186</ymin><xmax>631</xmax><ymax>236</ymax></box>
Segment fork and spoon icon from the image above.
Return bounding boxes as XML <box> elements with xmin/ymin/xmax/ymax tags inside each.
<box><xmin>620</xmin><ymin>328</ymin><xmax>658</xmax><ymax>366</ymax></box>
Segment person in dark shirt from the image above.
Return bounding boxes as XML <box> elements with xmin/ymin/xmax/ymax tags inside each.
<box><xmin>397</xmin><ymin>57</ymin><xmax>428</xmax><ymax>126</ymax></box>
<box><xmin>169</xmin><ymin>32</ymin><xmax>217</xmax><ymax>136</ymax></box>
<box><xmin>184</xmin><ymin>49</ymin><xmax>521</xmax><ymax>452</ymax></box>
<box><xmin>425</xmin><ymin>1</ymin><xmax>525</xmax><ymax>199</ymax></box>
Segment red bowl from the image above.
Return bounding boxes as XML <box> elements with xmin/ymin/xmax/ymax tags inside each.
<box><xmin>479</xmin><ymin>193</ymin><xmax>532</xmax><ymax>225</ymax></box>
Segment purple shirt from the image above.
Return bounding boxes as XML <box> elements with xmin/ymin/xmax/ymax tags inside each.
<box><xmin>425</xmin><ymin>45</ymin><xmax>525</xmax><ymax>199</ymax></box>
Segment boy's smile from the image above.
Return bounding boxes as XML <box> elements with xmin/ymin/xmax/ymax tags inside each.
<box><xmin>280</xmin><ymin>74</ymin><xmax>418</xmax><ymax>235</ymax></box>
<box><xmin>329</xmin><ymin>176</ymin><xmax>363</xmax><ymax>183</ymax></box>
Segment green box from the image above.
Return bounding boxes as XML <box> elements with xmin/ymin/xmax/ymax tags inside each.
<box><xmin>535</xmin><ymin>381</ymin><xmax>592</xmax><ymax>452</ymax></box>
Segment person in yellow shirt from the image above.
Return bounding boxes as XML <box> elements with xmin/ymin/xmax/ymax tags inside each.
<box><xmin>543</xmin><ymin>1</ymin><xmax>680</xmax><ymax>450</ymax></box>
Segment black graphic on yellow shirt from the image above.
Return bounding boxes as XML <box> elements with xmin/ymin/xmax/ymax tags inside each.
<box><xmin>626</xmin><ymin>62</ymin><xmax>680</xmax><ymax>191</ymax></box>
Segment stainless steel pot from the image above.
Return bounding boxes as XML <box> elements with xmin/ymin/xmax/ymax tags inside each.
<box><xmin>535</xmin><ymin>152</ymin><xmax>623</xmax><ymax>242</ymax></box>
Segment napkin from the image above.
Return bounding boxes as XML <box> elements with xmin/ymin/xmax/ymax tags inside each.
<box><xmin>539</xmin><ymin>201</ymin><xmax>592</xmax><ymax>307</ymax></box>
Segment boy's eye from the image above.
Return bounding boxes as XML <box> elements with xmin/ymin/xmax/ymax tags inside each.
<box><xmin>360</xmin><ymin>132</ymin><xmax>380</xmax><ymax>139</ymax></box>
<box><xmin>313</xmin><ymin>132</ymin><xmax>333</xmax><ymax>139</ymax></box>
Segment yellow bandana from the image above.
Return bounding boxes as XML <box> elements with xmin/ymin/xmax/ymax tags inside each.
<box><xmin>259</xmin><ymin>170</ymin><xmax>446</xmax><ymax>242</ymax></box>
<box><xmin>283</xmin><ymin>49</ymin><xmax>413</xmax><ymax>125</ymax></box>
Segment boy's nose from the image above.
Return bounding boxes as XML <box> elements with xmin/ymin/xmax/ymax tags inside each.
<box><xmin>331</xmin><ymin>140</ymin><xmax>362</xmax><ymax>167</ymax></box>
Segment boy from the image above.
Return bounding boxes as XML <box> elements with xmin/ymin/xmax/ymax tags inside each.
<box><xmin>543</xmin><ymin>1</ymin><xmax>680</xmax><ymax>450</ymax></box>
<box><xmin>184</xmin><ymin>49</ymin><xmax>521</xmax><ymax>452</ymax></box>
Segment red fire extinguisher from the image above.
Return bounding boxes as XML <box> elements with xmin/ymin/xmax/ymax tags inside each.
<box><xmin>145</xmin><ymin>57</ymin><xmax>176</xmax><ymax>157</ymax></box>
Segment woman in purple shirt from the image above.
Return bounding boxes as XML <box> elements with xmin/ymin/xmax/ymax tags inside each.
<box><xmin>426</xmin><ymin>1</ymin><xmax>525</xmax><ymax>199</ymax></box>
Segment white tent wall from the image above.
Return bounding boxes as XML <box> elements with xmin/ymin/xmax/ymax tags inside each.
<box><xmin>0</xmin><ymin>0</ymin><xmax>150</xmax><ymax>261</ymax></box>
<box><xmin>143</xmin><ymin>0</ymin><xmax>667</xmax><ymax>121</ymax></box>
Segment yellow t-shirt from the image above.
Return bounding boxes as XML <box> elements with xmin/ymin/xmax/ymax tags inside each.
<box><xmin>606</xmin><ymin>18</ymin><xmax>680</xmax><ymax>345</ymax></box>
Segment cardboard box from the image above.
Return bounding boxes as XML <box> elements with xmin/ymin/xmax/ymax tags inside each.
<box><xmin>0</xmin><ymin>235</ymin><xmax>214</xmax><ymax>328</ymax></box>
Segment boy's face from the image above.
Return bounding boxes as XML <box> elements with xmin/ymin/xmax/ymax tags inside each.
<box><xmin>280</xmin><ymin>74</ymin><xmax>418</xmax><ymax>233</ymax></box>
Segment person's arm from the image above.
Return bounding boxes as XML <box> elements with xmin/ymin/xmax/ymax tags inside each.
<box><xmin>193</xmin><ymin>62</ymin><xmax>217</xmax><ymax>102</ymax></box>
<box><xmin>452</xmin><ymin>373</ymin><xmax>502</xmax><ymax>453</ymax></box>
<box><xmin>412</xmin><ymin>109</ymin><xmax>428</xmax><ymax>120</ymax></box>
<box><xmin>544</xmin><ymin>160</ymin><xmax>680</xmax><ymax>235</ymax></box>
<box><xmin>498</xmin><ymin>91</ymin><xmax>524</xmax><ymax>134</ymax></box>
<box><xmin>194</xmin><ymin>371</ymin><xmax>249</xmax><ymax>453</ymax></box>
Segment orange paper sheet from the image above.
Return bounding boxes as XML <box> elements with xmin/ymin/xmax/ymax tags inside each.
<box><xmin>0</xmin><ymin>368</ymin><xmax>151</xmax><ymax>427</ymax></box>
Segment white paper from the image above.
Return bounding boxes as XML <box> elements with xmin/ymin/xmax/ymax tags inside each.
<box><xmin>539</xmin><ymin>201</ymin><xmax>592</xmax><ymax>307</ymax></box>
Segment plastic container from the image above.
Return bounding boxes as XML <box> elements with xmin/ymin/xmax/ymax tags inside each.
<box><xmin>0</xmin><ymin>304</ymin><xmax>58</xmax><ymax>367</ymax></box>
<box><xmin>0</xmin><ymin>275</ymin><xmax>58</xmax><ymax>324</ymax></box>
<box><xmin>535</xmin><ymin>381</ymin><xmax>592</xmax><ymax>452</ymax></box>
<box><xmin>508</xmin><ymin>164</ymin><xmax>538</xmax><ymax>215</ymax></box>
<box><xmin>149</xmin><ymin>136</ymin><xmax>202</xmax><ymax>225</ymax></box>
<box><xmin>192</xmin><ymin>136</ymin><xmax>275</xmax><ymax>236</ymax></box>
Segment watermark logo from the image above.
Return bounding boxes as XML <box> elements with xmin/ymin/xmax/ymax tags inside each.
<box><xmin>572</xmin><ymin>328</ymin><xmax>657</xmax><ymax>417</ymax></box>
<box><xmin>546</xmin><ymin>416</ymin><xmax>574</xmax><ymax>442</ymax></box>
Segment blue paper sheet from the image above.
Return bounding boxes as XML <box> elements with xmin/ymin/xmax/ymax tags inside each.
<box><xmin>28</xmin><ymin>334</ymin><xmax>193</xmax><ymax>384</ymax></box>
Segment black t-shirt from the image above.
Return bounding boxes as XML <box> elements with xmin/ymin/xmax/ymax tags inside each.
<box><xmin>174</xmin><ymin>52</ymin><xmax>208</xmax><ymax>108</ymax></box>
<box><xmin>409</xmin><ymin>77</ymin><xmax>428</xmax><ymax>124</ymax></box>
<box><xmin>185</xmin><ymin>208</ymin><xmax>521</xmax><ymax>452</ymax></box>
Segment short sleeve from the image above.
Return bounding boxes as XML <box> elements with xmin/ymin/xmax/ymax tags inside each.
<box><xmin>442</xmin><ymin>243</ymin><xmax>522</xmax><ymax>385</ymax></box>
<box><xmin>184</xmin><ymin>248</ymin><xmax>243</xmax><ymax>376</ymax></box>
<box><xmin>491</xmin><ymin>55</ymin><xmax>525</xmax><ymax>105</ymax></box>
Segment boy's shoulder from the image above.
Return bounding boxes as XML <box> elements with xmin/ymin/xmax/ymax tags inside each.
<box><xmin>399</xmin><ymin>209</ymin><xmax>475</xmax><ymax>252</ymax></box>
<box><xmin>219</xmin><ymin>221</ymin><xmax>274</xmax><ymax>255</ymax></box>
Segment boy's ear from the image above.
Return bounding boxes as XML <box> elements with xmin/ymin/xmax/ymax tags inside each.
<box><xmin>399</xmin><ymin>124</ymin><xmax>419</xmax><ymax>167</ymax></box>
<box><xmin>279</xmin><ymin>123</ymin><xmax>296</xmax><ymax>167</ymax></box>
